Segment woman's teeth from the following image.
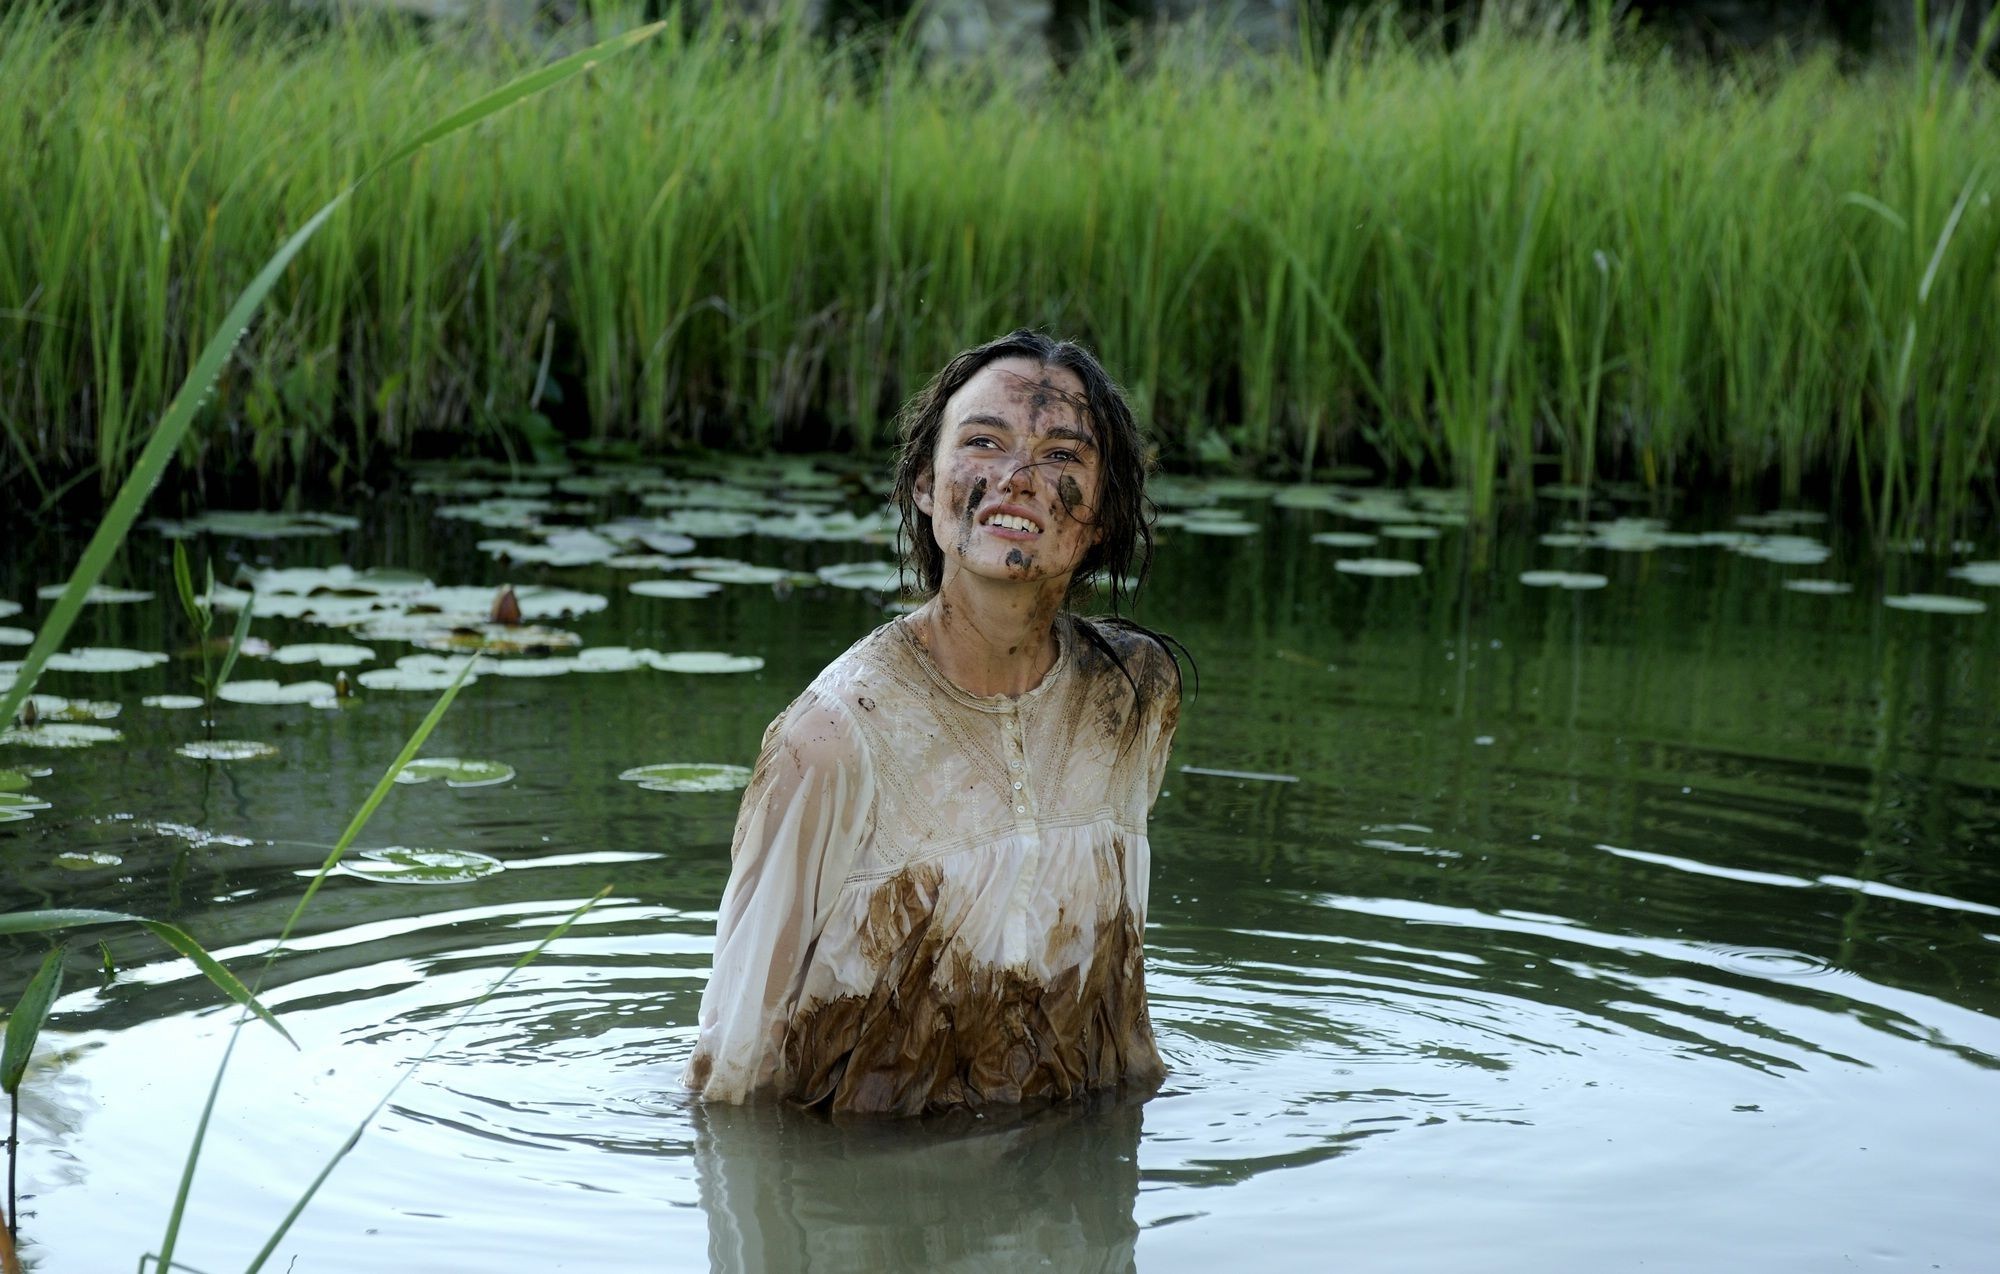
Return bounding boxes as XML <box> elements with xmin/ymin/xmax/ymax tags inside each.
<box><xmin>988</xmin><ymin>514</ymin><xmax>1039</xmax><ymax>533</ymax></box>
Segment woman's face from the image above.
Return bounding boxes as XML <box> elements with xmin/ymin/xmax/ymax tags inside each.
<box><xmin>915</xmin><ymin>357</ymin><xmax>1104</xmax><ymax>592</ymax></box>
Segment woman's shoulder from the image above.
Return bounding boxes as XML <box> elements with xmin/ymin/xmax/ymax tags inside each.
<box><xmin>799</xmin><ymin>618</ymin><xmax>909</xmax><ymax>707</ymax></box>
<box><xmin>1065</xmin><ymin>614</ymin><xmax>1184</xmax><ymax>700</ymax></box>
<box><xmin>762</xmin><ymin>620</ymin><xmax>912</xmax><ymax>761</ymax></box>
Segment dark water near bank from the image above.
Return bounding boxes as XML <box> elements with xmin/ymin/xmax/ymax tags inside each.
<box><xmin>4</xmin><ymin>468</ymin><xmax>1998</xmax><ymax>1272</ymax></box>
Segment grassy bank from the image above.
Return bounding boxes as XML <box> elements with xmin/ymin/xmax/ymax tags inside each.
<box><xmin>3</xmin><ymin>4</ymin><xmax>1997</xmax><ymax>530</ymax></box>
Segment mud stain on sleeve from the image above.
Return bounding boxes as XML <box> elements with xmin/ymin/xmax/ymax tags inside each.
<box><xmin>781</xmin><ymin>866</ymin><xmax>1163</xmax><ymax>1117</ymax></box>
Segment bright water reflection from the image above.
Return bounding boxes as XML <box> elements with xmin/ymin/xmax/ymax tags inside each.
<box><xmin>3</xmin><ymin>471</ymin><xmax>1999</xmax><ymax>1272</ymax></box>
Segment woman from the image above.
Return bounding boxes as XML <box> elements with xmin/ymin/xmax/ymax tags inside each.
<box><xmin>686</xmin><ymin>329</ymin><xmax>1183</xmax><ymax>1117</ymax></box>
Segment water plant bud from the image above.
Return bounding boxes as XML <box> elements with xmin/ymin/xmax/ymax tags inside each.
<box><xmin>490</xmin><ymin>584</ymin><xmax>522</xmax><ymax>626</ymax></box>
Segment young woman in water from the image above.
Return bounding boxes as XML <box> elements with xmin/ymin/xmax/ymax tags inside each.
<box><xmin>685</xmin><ymin>329</ymin><xmax>1184</xmax><ymax>1116</ymax></box>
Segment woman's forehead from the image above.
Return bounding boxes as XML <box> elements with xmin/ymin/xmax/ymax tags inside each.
<box><xmin>946</xmin><ymin>359</ymin><xmax>1090</xmax><ymax>430</ymax></box>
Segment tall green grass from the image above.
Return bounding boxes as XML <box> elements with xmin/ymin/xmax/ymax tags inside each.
<box><xmin>2</xmin><ymin>20</ymin><xmax>656</xmax><ymax>1266</ymax></box>
<box><xmin>3</xmin><ymin>4</ymin><xmax>1998</xmax><ymax>533</ymax></box>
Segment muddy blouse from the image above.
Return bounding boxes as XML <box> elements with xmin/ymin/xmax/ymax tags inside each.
<box><xmin>685</xmin><ymin>612</ymin><xmax>1179</xmax><ymax>1116</ymax></box>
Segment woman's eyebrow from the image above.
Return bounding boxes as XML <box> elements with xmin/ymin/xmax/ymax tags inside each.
<box><xmin>1042</xmin><ymin>426</ymin><xmax>1098</xmax><ymax>451</ymax></box>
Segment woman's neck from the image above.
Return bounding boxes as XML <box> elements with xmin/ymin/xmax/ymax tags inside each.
<box><xmin>911</xmin><ymin>571</ymin><xmax>1069</xmax><ymax>697</ymax></box>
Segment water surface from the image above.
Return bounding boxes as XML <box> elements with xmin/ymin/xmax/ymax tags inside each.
<box><xmin>4</xmin><ymin>470</ymin><xmax>1998</xmax><ymax>1272</ymax></box>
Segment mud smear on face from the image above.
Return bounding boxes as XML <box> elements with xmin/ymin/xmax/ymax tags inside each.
<box><xmin>952</xmin><ymin>476</ymin><xmax>988</xmax><ymax>557</ymax></box>
<box><xmin>1056</xmin><ymin>472</ymin><xmax>1089</xmax><ymax>523</ymax></box>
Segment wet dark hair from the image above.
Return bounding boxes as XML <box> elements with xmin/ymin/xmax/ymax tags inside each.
<box><xmin>891</xmin><ymin>328</ymin><xmax>1193</xmax><ymax>727</ymax></box>
<box><xmin>891</xmin><ymin>328</ymin><xmax>1154</xmax><ymax>612</ymax></box>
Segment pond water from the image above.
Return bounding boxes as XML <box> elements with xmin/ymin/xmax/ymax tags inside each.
<box><xmin>4</xmin><ymin>464</ymin><xmax>1999</xmax><ymax>1273</ymax></box>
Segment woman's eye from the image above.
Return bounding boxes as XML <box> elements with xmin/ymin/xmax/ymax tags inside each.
<box><xmin>1048</xmin><ymin>449</ymin><xmax>1078</xmax><ymax>463</ymax></box>
<box><xmin>965</xmin><ymin>435</ymin><xmax>999</xmax><ymax>449</ymax></box>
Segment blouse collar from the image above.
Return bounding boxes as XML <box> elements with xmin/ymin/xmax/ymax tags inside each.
<box><xmin>894</xmin><ymin>612</ymin><xmax>1073</xmax><ymax>713</ymax></box>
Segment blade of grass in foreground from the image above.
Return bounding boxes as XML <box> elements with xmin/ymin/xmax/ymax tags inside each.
<box><xmin>135</xmin><ymin>26</ymin><xmax>665</xmax><ymax>1269</ymax></box>
<box><xmin>0</xmin><ymin>18</ymin><xmax>665</xmax><ymax>732</ymax></box>
<box><xmin>152</xmin><ymin>651</ymin><xmax>475</xmax><ymax>1272</ymax></box>
<box><xmin>239</xmin><ymin>887</ymin><xmax>613</xmax><ymax>1274</ymax></box>
<box><xmin>3</xmin><ymin>950</ymin><xmax>63</xmax><ymax>1098</ymax></box>
<box><xmin>4</xmin><ymin>950</ymin><xmax>61</xmax><ymax>1255</ymax></box>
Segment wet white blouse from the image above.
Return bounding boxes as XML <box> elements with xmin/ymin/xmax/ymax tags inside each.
<box><xmin>685</xmin><ymin>612</ymin><xmax>1180</xmax><ymax>1116</ymax></box>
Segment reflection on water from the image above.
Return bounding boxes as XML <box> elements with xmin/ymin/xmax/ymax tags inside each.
<box><xmin>3</xmin><ymin>474</ymin><xmax>1999</xmax><ymax>1271</ymax></box>
<box><xmin>696</xmin><ymin>1095</ymin><xmax>1142</xmax><ymax>1273</ymax></box>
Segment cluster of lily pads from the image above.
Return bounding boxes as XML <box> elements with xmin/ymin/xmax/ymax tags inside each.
<box><xmin>5</xmin><ymin>462</ymin><xmax>1995</xmax><ymax>814</ymax></box>
<box><xmin>2</xmin><ymin>457</ymin><xmax>896</xmax><ymax>830</ymax></box>
<box><xmin>1146</xmin><ymin>477</ymin><xmax>1995</xmax><ymax>611</ymax></box>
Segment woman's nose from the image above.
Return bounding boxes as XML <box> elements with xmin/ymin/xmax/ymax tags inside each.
<box><xmin>1000</xmin><ymin>452</ymin><xmax>1041</xmax><ymax>492</ymax></box>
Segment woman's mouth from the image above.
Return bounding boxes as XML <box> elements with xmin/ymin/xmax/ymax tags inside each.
<box><xmin>982</xmin><ymin>509</ymin><xmax>1043</xmax><ymax>537</ymax></box>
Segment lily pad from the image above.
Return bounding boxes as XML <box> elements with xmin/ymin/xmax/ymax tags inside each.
<box><xmin>640</xmin><ymin>508</ymin><xmax>761</xmax><ymax>538</ymax></box>
<box><xmin>1782</xmin><ymin>579</ymin><xmax>1854</xmax><ymax>596</ymax></box>
<box><xmin>1736</xmin><ymin>510</ymin><xmax>1827</xmax><ymax>530</ymax></box>
<box><xmin>147</xmin><ymin>510</ymin><xmax>360</xmax><ymax>539</ymax></box>
<box><xmin>0</xmin><ymin>601</ymin><xmax>20</xmax><ymax>620</ymax></box>
<box><xmin>54</xmin><ymin>850</ymin><xmax>122</xmax><ymax>870</ymax></box>
<box><xmin>573</xmin><ymin>647</ymin><xmax>656</xmax><ymax>673</ymax></box>
<box><xmin>1271</xmin><ymin>486</ymin><xmax>1345</xmax><ymax>511</ymax></box>
<box><xmin>1334</xmin><ymin>558</ymin><xmax>1423</xmax><ymax>578</ymax></box>
<box><xmin>414</xmin><ymin>624</ymin><xmax>582</xmax><ymax>656</ymax></box>
<box><xmin>816</xmin><ymin>562</ymin><xmax>905</xmax><ymax>592</ymax></box>
<box><xmin>479</xmin><ymin>529</ymin><xmax>623</xmax><ymax>567</ymax></box>
<box><xmin>341</xmin><ymin>846</ymin><xmax>506</xmax><ymax>885</ymax></box>
<box><xmin>1734</xmin><ymin>536</ymin><xmax>1832</xmax><ymax>566</ymax></box>
<box><xmin>44</xmin><ymin>647</ymin><xmax>170</xmax><ymax>673</ymax></box>
<box><xmin>1379</xmin><ymin>524</ymin><xmax>1444</xmax><ymax>540</ymax></box>
<box><xmin>395</xmin><ymin>757</ymin><xmax>516</xmax><ymax>788</ymax></box>
<box><xmin>411</xmin><ymin>586</ymin><xmax>607</xmax><ymax>620</ymax></box>
<box><xmin>143</xmin><ymin>694</ymin><xmax>208</xmax><ymax>710</ymax></box>
<box><xmin>603</xmin><ymin>554</ymin><xmax>687</xmax><ymax>571</ymax></box>
<box><xmin>36</xmin><ymin>584</ymin><xmax>154</xmax><ymax>604</ymax></box>
<box><xmin>268</xmin><ymin>643</ymin><xmax>376</xmax><ymax>667</ymax></box>
<box><xmin>754</xmin><ymin>510</ymin><xmax>897</xmax><ymax>543</ymax></box>
<box><xmin>619</xmin><ymin>762</ymin><xmax>753</xmax><ymax>793</ymax></box>
<box><xmin>433</xmin><ymin>498</ymin><xmax>555</xmax><ymax>530</ymax></box>
<box><xmin>1519</xmin><ymin>571</ymin><xmax>1609</xmax><ymax>590</ymax></box>
<box><xmin>25</xmin><ymin>695</ymin><xmax>123</xmax><ymax>722</ymax></box>
<box><xmin>217</xmin><ymin>679</ymin><xmax>339</xmax><ymax>706</ymax></box>
<box><xmin>1177</xmin><ymin>518</ymin><xmax>1259</xmax><ymax>537</ymax></box>
<box><xmin>1309</xmin><ymin>532</ymin><xmax>1378</xmax><ymax>548</ymax></box>
<box><xmin>176</xmin><ymin>739</ymin><xmax>280</xmax><ymax>761</ymax></box>
<box><xmin>0</xmin><ymin>792</ymin><xmax>54</xmax><ymax>823</ymax></box>
<box><xmin>1883</xmin><ymin>593</ymin><xmax>1986</xmax><ymax>615</ymax></box>
<box><xmin>0</xmin><ymin>769</ymin><xmax>33</xmax><ymax>792</ymax></box>
<box><xmin>3</xmin><ymin>723</ymin><xmax>124</xmax><ymax>749</ymax></box>
<box><xmin>0</xmin><ymin>627</ymin><xmax>32</xmax><ymax>646</ymax></box>
<box><xmin>485</xmin><ymin>657</ymin><xmax>581</xmax><ymax>678</ymax></box>
<box><xmin>356</xmin><ymin>664</ymin><xmax>477</xmax><ymax>692</ymax></box>
<box><xmin>242</xmin><ymin>565</ymin><xmax>434</xmax><ymax>598</ymax></box>
<box><xmin>1948</xmin><ymin>561</ymin><xmax>2000</xmax><ymax>587</ymax></box>
<box><xmin>650</xmin><ymin>652</ymin><xmax>765</xmax><ymax>674</ymax></box>
<box><xmin>630</xmin><ymin>579</ymin><xmax>724</xmax><ymax>600</ymax></box>
<box><xmin>597</xmin><ymin>521</ymin><xmax>699</xmax><ymax>556</ymax></box>
<box><xmin>691</xmin><ymin>564</ymin><xmax>795</xmax><ymax>586</ymax></box>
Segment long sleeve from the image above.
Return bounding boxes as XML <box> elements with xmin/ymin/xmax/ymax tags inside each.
<box><xmin>685</xmin><ymin>690</ymin><xmax>875</xmax><ymax>1102</ymax></box>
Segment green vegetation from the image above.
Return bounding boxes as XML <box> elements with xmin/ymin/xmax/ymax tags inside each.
<box><xmin>1</xmin><ymin>20</ymin><xmax>653</xmax><ymax>1266</ymax></box>
<box><xmin>2</xmin><ymin>4</ymin><xmax>1998</xmax><ymax>533</ymax></box>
